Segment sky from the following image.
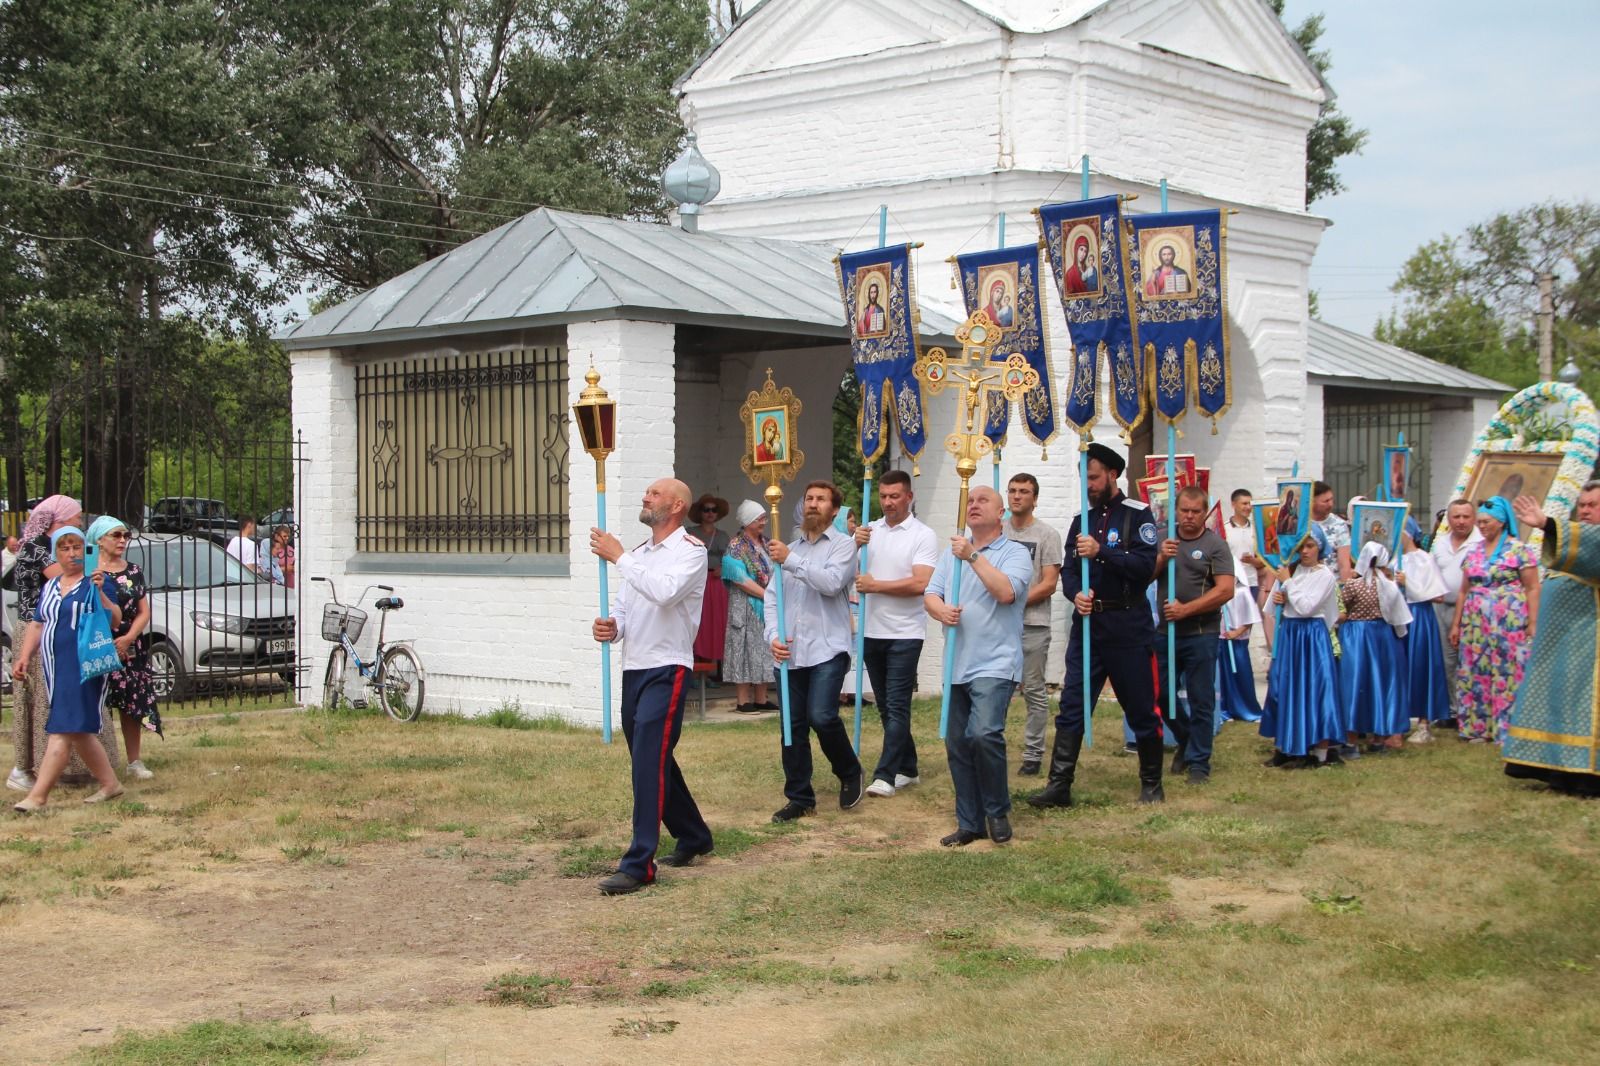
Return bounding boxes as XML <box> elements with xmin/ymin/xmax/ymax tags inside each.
<box><xmin>1279</xmin><ymin>0</ymin><xmax>1600</xmax><ymax>334</ymax></box>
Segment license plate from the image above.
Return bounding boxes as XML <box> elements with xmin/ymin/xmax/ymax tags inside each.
<box><xmin>267</xmin><ymin>638</ymin><xmax>293</xmax><ymax>655</ymax></box>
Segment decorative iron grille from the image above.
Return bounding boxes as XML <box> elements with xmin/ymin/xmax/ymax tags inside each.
<box><xmin>1323</xmin><ymin>394</ymin><xmax>1435</xmax><ymax>519</ymax></box>
<box><xmin>355</xmin><ymin>348</ymin><xmax>569</xmax><ymax>553</ymax></box>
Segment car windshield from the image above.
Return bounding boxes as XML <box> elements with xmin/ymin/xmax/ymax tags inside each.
<box><xmin>129</xmin><ymin>539</ymin><xmax>261</xmax><ymax>590</ymax></box>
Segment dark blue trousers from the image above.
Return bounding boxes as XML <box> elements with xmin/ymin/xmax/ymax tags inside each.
<box><xmin>619</xmin><ymin>665</ymin><xmax>713</xmax><ymax>881</ymax></box>
<box><xmin>1056</xmin><ymin>623</ymin><xmax>1164</xmax><ymax>742</ymax></box>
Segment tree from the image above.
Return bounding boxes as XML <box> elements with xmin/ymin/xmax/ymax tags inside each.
<box><xmin>1268</xmin><ymin>1</ymin><xmax>1368</xmax><ymax>205</ymax></box>
<box><xmin>1375</xmin><ymin>200</ymin><xmax>1600</xmax><ymax>399</ymax></box>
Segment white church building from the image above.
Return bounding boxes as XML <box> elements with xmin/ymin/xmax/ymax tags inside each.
<box><xmin>279</xmin><ymin>0</ymin><xmax>1504</xmax><ymax>721</ymax></box>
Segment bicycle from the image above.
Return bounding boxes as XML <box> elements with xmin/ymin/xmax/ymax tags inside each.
<box><xmin>311</xmin><ymin>577</ymin><xmax>426</xmax><ymax>722</ymax></box>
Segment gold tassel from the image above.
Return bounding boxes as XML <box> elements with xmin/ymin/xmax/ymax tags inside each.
<box><xmin>1040</xmin><ymin>446</ymin><xmax>1048</xmax><ymax>461</ymax></box>
<box><xmin>912</xmin><ymin>462</ymin><xmax>921</xmax><ymax>477</ymax></box>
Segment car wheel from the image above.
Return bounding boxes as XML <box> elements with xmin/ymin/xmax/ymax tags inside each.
<box><xmin>148</xmin><ymin>640</ymin><xmax>187</xmax><ymax>702</ymax></box>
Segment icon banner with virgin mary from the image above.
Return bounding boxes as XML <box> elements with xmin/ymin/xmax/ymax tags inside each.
<box><xmin>1036</xmin><ymin>196</ymin><xmax>1142</xmax><ymax>434</ymax></box>
<box><xmin>836</xmin><ymin>244</ymin><xmax>928</xmax><ymax>462</ymax></box>
<box><xmin>1127</xmin><ymin>209</ymin><xmax>1230</xmax><ymax>430</ymax></box>
<box><xmin>952</xmin><ymin>244</ymin><xmax>1057</xmax><ymax>449</ymax></box>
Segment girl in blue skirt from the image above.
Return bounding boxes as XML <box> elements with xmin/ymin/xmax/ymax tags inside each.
<box><xmin>1216</xmin><ymin>556</ymin><xmax>1263</xmax><ymax>728</ymax></box>
<box><xmin>1261</xmin><ymin>526</ymin><xmax>1344</xmax><ymax>768</ymax></box>
<box><xmin>11</xmin><ymin>527</ymin><xmax>124</xmax><ymax>812</ymax></box>
<box><xmin>1340</xmin><ymin>542</ymin><xmax>1413</xmax><ymax>753</ymax></box>
<box><xmin>1396</xmin><ymin>519</ymin><xmax>1451</xmax><ymax>742</ymax></box>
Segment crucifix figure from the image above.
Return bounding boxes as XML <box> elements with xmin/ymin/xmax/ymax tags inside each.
<box><xmin>915</xmin><ymin>310</ymin><xmax>1040</xmax><ymax>521</ymax></box>
<box><xmin>428</xmin><ymin>392</ymin><xmax>512</xmax><ymax>513</ymax></box>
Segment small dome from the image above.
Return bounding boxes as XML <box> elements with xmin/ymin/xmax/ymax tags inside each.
<box><xmin>662</xmin><ymin>134</ymin><xmax>721</xmax><ymax>209</ymax></box>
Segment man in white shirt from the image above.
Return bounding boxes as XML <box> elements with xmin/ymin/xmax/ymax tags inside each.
<box><xmin>591</xmin><ymin>478</ymin><xmax>715</xmax><ymax>896</ymax></box>
<box><xmin>1004</xmin><ymin>473</ymin><xmax>1063</xmax><ymax>777</ymax></box>
<box><xmin>1223</xmin><ymin>489</ymin><xmax>1272</xmax><ymax>650</ymax></box>
<box><xmin>854</xmin><ymin>469</ymin><xmax>938</xmax><ymax>798</ymax></box>
<box><xmin>226</xmin><ymin>518</ymin><xmax>261</xmax><ymax>575</ymax></box>
<box><xmin>767</xmin><ymin>480</ymin><xmax>865</xmax><ymax>822</ymax></box>
<box><xmin>1</xmin><ymin>534</ymin><xmax>18</xmax><ymax>580</ymax></box>
<box><xmin>1430</xmin><ymin>497</ymin><xmax>1484</xmax><ymax>725</ymax></box>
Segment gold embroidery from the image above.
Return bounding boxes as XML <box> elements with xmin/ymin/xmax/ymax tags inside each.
<box><xmin>1158</xmin><ymin>345</ymin><xmax>1183</xmax><ymax>399</ymax></box>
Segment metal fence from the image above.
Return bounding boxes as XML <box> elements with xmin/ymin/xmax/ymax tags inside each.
<box><xmin>1323</xmin><ymin>393</ymin><xmax>1435</xmax><ymax>519</ymax></box>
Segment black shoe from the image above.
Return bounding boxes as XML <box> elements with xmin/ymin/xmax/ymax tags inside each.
<box><xmin>1170</xmin><ymin>749</ymin><xmax>1187</xmax><ymax>774</ymax></box>
<box><xmin>840</xmin><ymin>771</ymin><xmax>865</xmax><ymax>810</ymax></box>
<box><xmin>656</xmin><ymin>844</ymin><xmax>714</xmax><ymax>868</ymax></box>
<box><xmin>734</xmin><ymin>702</ymin><xmax>758</xmax><ymax>714</ymax></box>
<box><xmin>1263</xmin><ymin>751</ymin><xmax>1291</xmax><ymax>767</ymax></box>
<box><xmin>987</xmin><ymin>815</ymin><xmax>1013</xmax><ymax>844</ymax></box>
<box><xmin>1136</xmin><ymin>736</ymin><xmax>1166</xmax><ymax>805</ymax></box>
<box><xmin>757</xmin><ymin>701</ymin><xmax>780</xmax><ymax>710</ymax></box>
<box><xmin>598</xmin><ymin>871</ymin><xmax>650</xmax><ymax>896</ymax></box>
<box><xmin>1323</xmin><ymin>748</ymin><xmax>1345</xmax><ymax>766</ymax></box>
<box><xmin>1186</xmin><ymin>766</ymin><xmax>1210</xmax><ymax>785</ymax></box>
<box><xmin>1018</xmin><ymin>759</ymin><xmax>1041</xmax><ymax>777</ymax></box>
<box><xmin>771</xmin><ymin>801</ymin><xmax>815</xmax><ymax>823</ymax></box>
<box><xmin>940</xmin><ymin>827</ymin><xmax>985</xmax><ymax>847</ymax></box>
<box><xmin>1027</xmin><ymin>731</ymin><xmax>1083</xmax><ymax>809</ymax></box>
<box><xmin>1120</xmin><ymin>742</ymin><xmax>1137</xmax><ymax>756</ymax></box>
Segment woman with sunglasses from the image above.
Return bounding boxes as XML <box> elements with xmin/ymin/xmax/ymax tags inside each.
<box><xmin>87</xmin><ymin>516</ymin><xmax>160</xmax><ymax>778</ymax></box>
<box><xmin>11</xmin><ymin>525</ymin><xmax>125</xmax><ymax>811</ymax></box>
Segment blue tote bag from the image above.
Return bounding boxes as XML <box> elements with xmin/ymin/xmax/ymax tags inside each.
<box><xmin>77</xmin><ymin>576</ymin><xmax>124</xmax><ymax>683</ymax></box>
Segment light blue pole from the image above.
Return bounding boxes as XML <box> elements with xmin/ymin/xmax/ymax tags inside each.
<box><xmin>1080</xmin><ymin>153</ymin><xmax>1094</xmax><ymax>747</ymax></box>
<box><xmin>774</xmin><ymin>501</ymin><xmax>793</xmax><ymax>747</ymax></box>
<box><xmin>598</xmin><ymin>486</ymin><xmax>613</xmax><ymax>743</ymax></box>
<box><xmin>1161</xmin><ymin>178</ymin><xmax>1178</xmax><ymax>728</ymax></box>
<box><xmin>938</xmin><ymin>540</ymin><xmax>963</xmax><ymax>740</ymax></box>
<box><xmin>1271</xmin><ymin>460</ymin><xmax>1300</xmax><ymax>657</ymax></box>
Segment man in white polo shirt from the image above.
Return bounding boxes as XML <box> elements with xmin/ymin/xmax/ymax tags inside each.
<box><xmin>853</xmin><ymin>469</ymin><xmax>939</xmax><ymax>798</ymax></box>
<box><xmin>1430</xmin><ymin>498</ymin><xmax>1483</xmax><ymax>728</ymax></box>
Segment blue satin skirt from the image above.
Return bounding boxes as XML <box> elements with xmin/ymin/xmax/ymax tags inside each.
<box><xmin>1216</xmin><ymin>637</ymin><xmax>1262</xmax><ymax>724</ymax></box>
<box><xmin>1405</xmin><ymin>602</ymin><xmax>1451</xmax><ymax>724</ymax></box>
<box><xmin>1261</xmin><ymin>618</ymin><xmax>1344</xmax><ymax>756</ymax></box>
<box><xmin>1340</xmin><ymin>619</ymin><xmax>1410</xmax><ymax>736</ymax></box>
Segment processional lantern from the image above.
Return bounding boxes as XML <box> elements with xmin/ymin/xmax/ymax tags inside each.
<box><xmin>573</xmin><ymin>366</ymin><xmax>619</xmax><ymax>743</ymax></box>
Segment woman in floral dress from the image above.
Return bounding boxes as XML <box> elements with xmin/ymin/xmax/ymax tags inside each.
<box><xmin>86</xmin><ymin>516</ymin><xmax>161</xmax><ymax>777</ymax></box>
<box><xmin>1448</xmin><ymin>496</ymin><xmax>1540</xmax><ymax>743</ymax></box>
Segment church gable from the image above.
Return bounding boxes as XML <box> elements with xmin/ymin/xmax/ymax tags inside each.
<box><xmin>1085</xmin><ymin>0</ymin><xmax>1324</xmax><ymax>95</ymax></box>
<box><xmin>689</xmin><ymin>0</ymin><xmax>996</xmax><ymax>84</ymax></box>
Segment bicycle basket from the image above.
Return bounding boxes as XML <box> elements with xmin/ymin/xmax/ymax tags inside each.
<box><xmin>321</xmin><ymin>603</ymin><xmax>368</xmax><ymax>643</ymax></box>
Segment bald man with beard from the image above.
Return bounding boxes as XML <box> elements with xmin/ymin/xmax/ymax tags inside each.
<box><xmin>591</xmin><ymin>478</ymin><xmax>715</xmax><ymax>895</ymax></box>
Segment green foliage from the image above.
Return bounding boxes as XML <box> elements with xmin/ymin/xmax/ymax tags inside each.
<box><xmin>75</xmin><ymin>1020</ymin><xmax>356</xmax><ymax>1065</ymax></box>
<box><xmin>485</xmin><ymin>971</ymin><xmax>571</xmax><ymax>1007</ymax></box>
<box><xmin>1269</xmin><ymin>1</ymin><xmax>1369</xmax><ymax>204</ymax></box>
<box><xmin>832</xmin><ymin>368</ymin><xmax>887</xmax><ymax>520</ymax></box>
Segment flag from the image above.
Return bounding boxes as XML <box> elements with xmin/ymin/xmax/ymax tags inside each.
<box><xmin>1128</xmin><ymin>209</ymin><xmax>1230</xmax><ymax>430</ymax></box>
<box><xmin>836</xmin><ymin>245</ymin><xmax>929</xmax><ymax>462</ymax></box>
<box><xmin>952</xmin><ymin>244</ymin><xmax>1057</xmax><ymax>449</ymax></box>
<box><xmin>1036</xmin><ymin>196</ymin><xmax>1142</xmax><ymax>434</ymax></box>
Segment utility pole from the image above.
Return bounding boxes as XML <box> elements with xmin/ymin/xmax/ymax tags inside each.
<box><xmin>1538</xmin><ymin>271</ymin><xmax>1555</xmax><ymax>381</ymax></box>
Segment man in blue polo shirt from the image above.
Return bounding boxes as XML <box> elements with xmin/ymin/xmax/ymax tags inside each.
<box><xmin>924</xmin><ymin>486</ymin><xmax>1033</xmax><ymax>847</ymax></box>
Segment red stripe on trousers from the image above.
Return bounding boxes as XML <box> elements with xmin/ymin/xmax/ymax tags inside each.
<box><xmin>653</xmin><ymin>666</ymin><xmax>686</xmax><ymax>876</ymax></box>
<box><xmin>1149</xmin><ymin>653</ymin><xmax>1165</xmax><ymax>739</ymax></box>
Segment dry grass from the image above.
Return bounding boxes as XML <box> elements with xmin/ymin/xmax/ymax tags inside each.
<box><xmin>2</xmin><ymin>699</ymin><xmax>1597</xmax><ymax>1064</ymax></box>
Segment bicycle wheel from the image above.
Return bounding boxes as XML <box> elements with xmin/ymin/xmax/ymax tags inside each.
<box><xmin>322</xmin><ymin>647</ymin><xmax>349</xmax><ymax>711</ymax></box>
<box><xmin>377</xmin><ymin>646</ymin><xmax>425</xmax><ymax>722</ymax></box>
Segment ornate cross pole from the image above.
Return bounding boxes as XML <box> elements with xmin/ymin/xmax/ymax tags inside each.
<box><xmin>915</xmin><ymin>311</ymin><xmax>1040</xmax><ymax>738</ymax></box>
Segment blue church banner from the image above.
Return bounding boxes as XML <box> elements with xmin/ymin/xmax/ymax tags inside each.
<box><xmin>953</xmin><ymin>244</ymin><xmax>1057</xmax><ymax>449</ymax></box>
<box><xmin>1127</xmin><ymin>209</ymin><xmax>1230</xmax><ymax>430</ymax></box>
<box><xmin>836</xmin><ymin>244</ymin><xmax>928</xmax><ymax>462</ymax></box>
<box><xmin>1036</xmin><ymin>196</ymin><xmax>1142</xmax><ymax>434</ymax></box>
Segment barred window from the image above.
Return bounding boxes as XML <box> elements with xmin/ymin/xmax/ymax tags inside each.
<box><xmin>356</xmin><ymin>349</ymin><xmax>569</xmax><ymax>553</ymax></box>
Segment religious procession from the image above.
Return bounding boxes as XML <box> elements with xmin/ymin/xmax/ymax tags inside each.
<box><xmin>5</xmin><ymin>0</ymin><xmax>1598</xmax><ymax>1059</ymax></box>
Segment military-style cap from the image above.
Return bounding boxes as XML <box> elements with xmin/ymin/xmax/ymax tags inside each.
<box><xmin>1085</xmin><ymin>442</ymin><xmax>1127</xmax><ymax>475</ymax></box>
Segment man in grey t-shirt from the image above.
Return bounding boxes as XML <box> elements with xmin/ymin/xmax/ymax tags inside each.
<box><xmin>1153</xmin><ymin>485</ymin><xmax>1235</xmax><ymax>783</ymax></box>
<box><xmin>1005</xmin><ymin>474</ymin><xmax>1064</xmax><ymax>776</ymax></box>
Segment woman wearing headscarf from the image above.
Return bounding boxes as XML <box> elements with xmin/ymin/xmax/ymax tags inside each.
<box><xmin>1339</xmin><ymin>541</ymin><xmax>1413</xmax><ymax>752</ymax></box>
<box><xmin>1449</xmin><ymin>496</ymin><xmax>1540</xmax><ymax>743</ymax></box>
<box><xmin>11</xmin><ymin>525</ymin><xmax>125</xmax><ymax>811</ymax></box>
<box><xmin>1395</xmin><ymin>517</ymin><xmax>1451</xmax><ymax>743</ymax></box>
<box><xmin>721</xmin><ymin>501</ymin><xmax>776</xmax><ymax>713</ymax></box>
<box><xmin>6</xmin><ymin>494</ymin><xmax>112</xmax><ymax>793</ymax></box>
<box><xmin>1260</xmin><ymin>526</ymin><xmax>1344</xmax><ymax>768</ymax></box>
<box><xmin>86</xmin><ymin>515</ymin><xmax>161</xmax><ymax>778</ymax></box>
<box><xmin>689</xmin><ymin>494</ymin><xmax>731</xmax><ymax>671</ymax></box>
<box><xmin>1215</xmin><ymin>554</ymin><xmax>1264</xmax><ymax>729</ymax></box>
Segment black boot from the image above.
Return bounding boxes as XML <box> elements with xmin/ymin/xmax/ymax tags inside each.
<box><xmin>1135</xmin><ymin>736</ymin><xmax>1165</xmax><ymax>804</ymax></box>
<box><xmin>1027</xmin><ymin>731</ymin><xmax>1083</xmax><ymax>809</ymax></box>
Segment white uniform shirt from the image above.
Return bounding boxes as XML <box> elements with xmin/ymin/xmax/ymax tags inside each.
<box><xmin>763</xmin><ymin>524</ymin><xmax>858</xmax><ymax>668</ymax></box>
<box><xmin>226</xmin><ymin>534</ymin><xmax>259</xmax><ymax>569</ymax></box>
<box><xmin>1224</xmin><ymin>518</ymin><xmax>1259</xmax><ymax>588</ymax></box>
<box><xmin>1430</xmin><ymin>528</ymin><xmax>1484</xmax><ymax>606</ymax></box>
<box><xmin>609</xmin><ymin>526</ymin><xmax>707</xmax><ymax>670</ymax></box>
<box><xmin>861</xmin><ymin>514</ymin><xmax>939</xmax><ymax>640</ymax></box>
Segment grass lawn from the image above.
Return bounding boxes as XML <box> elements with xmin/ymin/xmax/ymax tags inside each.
<box><xmin>3</xmin><ymin>696</ymin><xmax>1598</xmax><ymax>1064</ymax></box>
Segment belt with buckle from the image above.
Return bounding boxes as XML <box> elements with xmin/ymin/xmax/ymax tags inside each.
<box><xmin>1090</xmin><ymin>598</ymin><xmax>1136</xmax><ymax>613</ymax></box>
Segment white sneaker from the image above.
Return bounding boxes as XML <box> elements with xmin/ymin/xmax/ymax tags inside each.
<box><xmin>893</xmin><ymin>774</ymin><xmax>920</xmax><ymax>789</ymax></box>
<box><xmin>866</xmin><ymin>779</ymin><xmax>895</xmax><ymax>798</ymax></box>
<box><xmin>126</xmin><ymin>760</ymin><xmax>155</xmax><ymax>781</ymax></box>
<box><xmin>5</xmin><ymin>767</ymin><xmax>34</xmax><ymax>792</ymax></box>
<box><xmin>1406</xmin><ymin>724</ymin><xmax>1433</xmax><ymax>745</ymax></box>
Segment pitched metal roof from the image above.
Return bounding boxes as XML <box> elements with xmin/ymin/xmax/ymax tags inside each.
<box><xmin>275</xmin><ymin>207</ymin><xmax>961</xmax><ymax>350</ymax></box>
<box><xmin>1306</xmin><ymin>319</ymin><xmax>1508</xmax><ymax>398</ymax></box>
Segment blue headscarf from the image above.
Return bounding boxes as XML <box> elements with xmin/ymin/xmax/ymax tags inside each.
<box><xmin>49</xmin><ymin>524</ymin><xmax>85</xmax><ymax>563</ymax></box>
<box><xmin>833</xmin><ymin>506</ymin><xmax>854</xmax><ymax>534</ymax></box>
<box><xmin>1477</xmin><ymin>495</ymin><xmax>1516</xmax><ymax>567</ymax></box>
<box><xmin>83</xmin><ymin>515</ymin><xmax>128</xmax><ymax>572</ymax></box>
<box><xmin>1287</xmin><ymin>523</ymin><xmax>1330</xmax><ymax>570</ymax></box>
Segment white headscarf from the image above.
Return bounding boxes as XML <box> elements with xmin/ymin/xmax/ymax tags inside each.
<box><xmin>1354</xmin><ymin>542</ymin><xmax>1413</xmax><ymax>635</ymax></box>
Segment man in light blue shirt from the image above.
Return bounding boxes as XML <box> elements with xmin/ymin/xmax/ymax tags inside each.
<box><xmin>766</xmin><ymin>480</ymin><xmax>865</xmax><ymax>822</ymax></box>
<box><xmin>924</xmin><ymin>486</ymin><xmax>1033</xmax><ymax>846</ymax></box>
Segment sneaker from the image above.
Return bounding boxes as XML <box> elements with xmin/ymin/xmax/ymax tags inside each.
<box><xmin>1018</xmin><ymin>759</ymin><xmax>1041</xmax><ymax>777</ymax></box>
<box><xmin>771</xmin><ymin>801</ymin><xmax>815</xmax><ymax>823</ymax></box>
<box><xmin>893</xmin><ymin>774</ymin><xmax>921</xmax><ymax>789</ymax></box>
<box><xmin>1120</xmin><ymin>742</ymin><xmax>1137</xmax><ymax>756</ymax></box>
<box><xmin>1338</xmin><ymin>743</ymin><xmax>1361</xmax><ymax>761</ymax></box>
<box><xmin>6</xmin><ymin>767</ymin><xmax>34</xmax><ymax>792</ymax></box>
<box><xmin>1407</xmin><ymin>724</ymin><xmax>1434</xmax><ymax>744</ymax></box>
<box><xmin>866</xmin><ymin>779</ymin><xmax>896</xmax><ymax>798</ymax></box>
<box><xmin>839</xmin><ymin>771</ymin><xmax>865</xmax><ymax>810</ymax></box>
<box><xmin>598</xmin><ymin>871</ymin><xmax>651</xmax><ymax>895</ymax></box>
<box><xmin>126</xmin><ymin>760</ymin><xmax>155</xmax><ymax>781</ymax></box>
<box><xmin>939</xmin><ymin>827</ymin><xmax>985</xmax><ymax>847</ymax></box>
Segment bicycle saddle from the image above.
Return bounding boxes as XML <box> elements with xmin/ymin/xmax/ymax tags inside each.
<box><xmin>374</xmin><ymin>596</ymin><xmax>404</xmax><ymax>611</ymax></box>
